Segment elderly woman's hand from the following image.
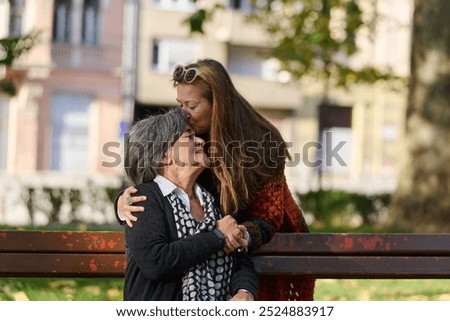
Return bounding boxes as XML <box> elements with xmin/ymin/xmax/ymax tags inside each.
<box><xmin>118</xmin><ymin>186</ymin><xmax>147</xmax><ymax>227</ymax></box>
<box><xmin>216</xmin><ymin>216</ymin><xmax>245</xmax><ymax>254</ymax></box>
<box><xmin>234</xmin><ymin>225</ymin><xmax>248</xmax><ymax>252</ymax></box>
<box><xmin>224</xmin><ymin>225</ymin><xmax>248</xmax><ymax>254</ymax></box>
<box><xmin>230</xmin><ymin>290</ymin><xmax>254</xmax><ymax>301</ymax></box>
<box><xmin>223</xmin><ymin>224</ymin><xmax>248</xmax><ymax>253</ymax></box>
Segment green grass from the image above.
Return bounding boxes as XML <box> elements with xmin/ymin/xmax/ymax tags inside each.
<box><xmin>315</xmin><ymin>279</ymin><xmax>450</xmax><ymax>301</ymax></box>
<box><xmin>309</xmin><ymin>224</ymin><xmax>405</xmax><ymax>233</ymax></box>
<box><xmin>0</xmin><ymin>224</ymin><xmax>122</xmax><ymax>231</ymax></box>
<box><xmin>0</xmin><ymin>278</ymin><xmax>124</xmax><ymax>301</ymax></box>
<box><xmin>1</xmin><ymin>278</ymin><xmax>449</xmax><ymax>301</ymax></box>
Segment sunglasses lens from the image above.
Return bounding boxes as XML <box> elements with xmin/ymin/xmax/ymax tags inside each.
<box><xmin>185</xmin><ymin>69</ymin><xmax>197</xmax><ymax>83</ymax></box>
<box><xmin>173</xmin><ymin>65</ymin><xmax>184</xmax><ymax>80</ymax></box>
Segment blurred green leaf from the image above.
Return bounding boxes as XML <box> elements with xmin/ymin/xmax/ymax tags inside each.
<box><xmin>184</xmin><ymin>0</ymin><xmax>399</xmax><ymax>89</ymax></box>
<box><xmin>183</xmin><ymin>9</ymin><xmax>208</xmax><ymax>34</ymax></box>
<box><xmin>0</xmin><ymin>79</ymin><xmax>17</xmax><ymax>96</ymax></box>
<box><xmin>0</xmin><ymin>32</ymin><xmax>38</xmax><ymax>67</ymax></box>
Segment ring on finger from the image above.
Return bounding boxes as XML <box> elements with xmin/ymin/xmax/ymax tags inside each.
<box><xmin>126</xmin><ymin>196</ymin><xmax>132</xmax><ymax>206</ymax></box>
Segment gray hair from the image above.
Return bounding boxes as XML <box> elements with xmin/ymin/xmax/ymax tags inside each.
<box><xmin>125</xmin><ymin>108</ymin><xmax>187</xmax><ymax>185</ymax></box>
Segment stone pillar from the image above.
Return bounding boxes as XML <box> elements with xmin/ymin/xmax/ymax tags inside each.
<box><xmin>71</xmin><ymin>0</ymin><xmax>83</xmax><ymax>66</ymax></box>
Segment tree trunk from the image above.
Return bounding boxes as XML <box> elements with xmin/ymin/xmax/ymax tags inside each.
<box><xmin>388</xmin><ymin>0</ymin><xmax>450</xmax><ymax>232</ymax></box>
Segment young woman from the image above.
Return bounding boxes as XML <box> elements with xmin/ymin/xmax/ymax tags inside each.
<box><xmin>119</xmin><ymin>59</ymin><xmax>315</xmax><ymax>300</ymax></box>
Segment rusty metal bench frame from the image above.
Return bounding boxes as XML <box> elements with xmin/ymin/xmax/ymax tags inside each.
<box><xmin>1</xmin><ymin>231</ymin><xmax>449</xmax><ymax>279</ymax></box>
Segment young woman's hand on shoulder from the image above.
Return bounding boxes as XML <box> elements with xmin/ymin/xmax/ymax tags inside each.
<box><xmin>118</xmin><ymin>186</ymin><xmax>147</xmax><ymax>227</ymax></box>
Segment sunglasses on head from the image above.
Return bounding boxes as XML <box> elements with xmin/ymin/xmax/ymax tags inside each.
<box><xmin>173</xmin><ymin>64</ymin><xmax>201</xmax><ymax>84</ymax></box>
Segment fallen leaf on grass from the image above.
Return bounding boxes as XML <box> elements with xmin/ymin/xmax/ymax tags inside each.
<box><xmin>49</xmin><ymin>280</ymin><xmax>77</xmax><ymax>289</ymax></box>
<box><xmin>437</xmin><ymin>294</ymin><xmax>450</xmax><ymax>301</ymax></box>
<box><xmin>83</xmin><ymin>285</ymin><xmax>101</xmax><ymax>296</ymax></box>
<box><xmin>13</xmin><ymin>291</ymin><xmax>29</xmax><ymax>301</ymax></box>
<box><xmin>107</xmin><ymin>288</ymin><xmax>122</xmax><ymax>300</ymax></box>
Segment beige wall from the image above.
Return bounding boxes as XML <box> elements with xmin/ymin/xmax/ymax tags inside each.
<box><xmin>137</xmin><ymin>1</ymin><xmax>293</xmax><ymax>109</ymax></box>
<box><xmin>1</xmin><ymin>0</ymin><xmax>125</xmax><ymax>177</ymax></box>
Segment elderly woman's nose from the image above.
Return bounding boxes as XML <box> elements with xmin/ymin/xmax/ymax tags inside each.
<box><xmin>194</xmin><ymin>136</ymin><xmax>205</xmax><ymax>145</ymax></box>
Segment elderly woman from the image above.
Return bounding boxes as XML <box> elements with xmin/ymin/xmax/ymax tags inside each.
<box><xmin>123</xmin><ymin>108</ymin><xmax>258</xmax><ymax>301</ymax></box>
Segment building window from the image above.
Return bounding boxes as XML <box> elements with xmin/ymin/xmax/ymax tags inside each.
<box><xmin>319</xmin><ymin>128</ymin><xmax>352</xmax><ymax>174</ymax></box>
<box><xmin>51</xmin><ymin>94</ymin><xmax>91</xmax><ymax>171</ymax></box>
<box><xmin>153</xmin><ymin>0</ymin><xmax>195</xmax><ymax>12</ymax></box>
<box><xmin>228</xmin><ymin>45</ymin><xmax>283</xmax><ymax>81</ymax></box>
<box><xmin>0</xmin><ymin>98</ymin><xmax>8</xmax><ymax>169</ymax></box>
<box><xmin>229</xmin><ymin>0</ymin><xmax>255</xmax><ymax>13</ymax></box>
<box><xmin>82</xmin><ymin>0</ymin><xmax>100</xmax><ymax>45</ymax></box>
<box><xmin>228</xmin><ymin>46</ymin><xmax>264</xmax><ymax>77</ymax></box>
<box><xmin>318</xmin><ymin>104</ymin><xmax>353</xmax><ymax>174</ymax></box>
<box><xmin>9</xmin><ymin>0</ymin><xmax>25</xmax><ymax>37</ymax></box>
<box><xmin>152</xmin><ymin>38</ymin><xmax>197</xmax><ymax>72</ymax></box>
<box><xmin>52</xmin><ymin>0</ymin><xmax>72</xmax><ymax>43</ymax></box>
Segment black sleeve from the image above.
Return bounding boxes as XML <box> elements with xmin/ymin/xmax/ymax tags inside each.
<box><xmin>230</xmin><ymin>251</ymin><xmax>259</xmax><ymax>300</ymax></box>
<box><xmin>125</xmin><ymin>184</ymin><xmax>224</xmax><ymax>280</ymax></box>
<box><xmin>237</xmin><ymin>212</ymin><xmax>276</xmax><ymax>253</ymax></box>
<box><xmin>114</xmin><ymin>189</ymin><xmax>126</xmax><ymax>226</ymax></box>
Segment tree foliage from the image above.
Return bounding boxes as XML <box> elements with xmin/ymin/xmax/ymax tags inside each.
<box><xmin>187</xmin><ymin>0</ymin><xmax>400</xmax><ymax>91</ymax></box>
<box><xmin>184</xmin><ymin>2</ymin><xmax>224</xmax><ymax>33</ymax></box>
<box><xmin>0</xmin><ymin>30</ymin><xmax>38</xmax><ymax>96</ymax></box>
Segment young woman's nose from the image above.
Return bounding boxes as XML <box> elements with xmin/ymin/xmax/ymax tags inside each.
<box><xmin>181</xmin><ymin>107</ymin><xmax>191</xmax><ymax>119</ymax></box>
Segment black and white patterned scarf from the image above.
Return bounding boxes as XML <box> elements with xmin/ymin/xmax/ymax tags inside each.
<box><xmin>167</xmin><ymin>187</ymin><xmax>234</xmax><ymax>301</ymax></box>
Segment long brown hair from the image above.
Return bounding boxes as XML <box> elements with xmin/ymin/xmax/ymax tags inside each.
<box><xmin>174</xmin><ymin>59</ymin><xmax>290</xmax><ymax>215</ymax></box>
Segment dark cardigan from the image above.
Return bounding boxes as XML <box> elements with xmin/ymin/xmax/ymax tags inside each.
<box><xmin>116</xmin><ymin>169</ymin><xmax>274</xmax><ymax>253</ymax></box>
<box><xmin>123</xmin><ymin>182</ymin><xmax>258</xmax><ymax>301</ymax></box>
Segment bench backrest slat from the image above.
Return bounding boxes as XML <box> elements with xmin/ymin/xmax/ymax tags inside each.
<box><xmin>253</xmin><ymin>256</ymin><xmax>450</xmax><ymax>278</ymax></box>
<box><xmin>0</xmin><ymin>253</ymin><xmax>125</xmax><ymax>277</ymax></box>
<box><xmin>257</xmin><ymin>233</ymin><xmax>450</xmax><ymax>255</ymax></box>
<box><xmin>1</xmin><ymin>253</ymin><xmax>449</xmax><ymax>278</ymax></box>
<box><xmin>2</xmin><ymin>231</ymin><xmax>449</xmax><ymax>255</ymax></box>
<box><xmin>0</xmin><ymin>231</ymin><xmax>124</xmax><ymax>254</ymax></box>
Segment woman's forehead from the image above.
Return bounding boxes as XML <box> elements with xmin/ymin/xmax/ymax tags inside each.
<box><xmin>176</xmin><ymin>83</ymin><xmax>202</xmax><ymax>100</ymax></box>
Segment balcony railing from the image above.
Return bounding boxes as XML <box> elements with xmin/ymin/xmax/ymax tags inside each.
<box><xmin>51</xmin><ymin>43</ymin><xmax>122</xmax><ymax>72</ymax></box>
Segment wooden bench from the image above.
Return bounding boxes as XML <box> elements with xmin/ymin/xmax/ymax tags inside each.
<box><xmin>1</xmin><ymin>230</ymin><xmax>449</xmax><ymax>279</ymax></box>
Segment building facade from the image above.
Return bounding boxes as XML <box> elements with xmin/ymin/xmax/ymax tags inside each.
<box><xmin>0</xmin><ymin>0</ymin><xmax>414</xmax><ymax>225</ymax></box>
<box><xmin>0</xmin><ymin>0</ymin><xmax>128</xmax><ymax>225</ymax></box>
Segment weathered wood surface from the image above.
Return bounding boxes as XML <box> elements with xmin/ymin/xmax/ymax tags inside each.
<box><xmin>1</xmin><ymin>231</ymin><xmax>449</xmax><ymax>278</ymax></box>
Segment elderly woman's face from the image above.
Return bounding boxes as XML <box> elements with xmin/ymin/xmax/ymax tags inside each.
<box><xmin>169</xmin><ymin>128</ymin><xmax>209</xmax><ymax>169</ymax></box>
<box><xmin>176</xmin><ymin>83</ymin><xmax>212</xmax><ymax>135</ymax></box>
